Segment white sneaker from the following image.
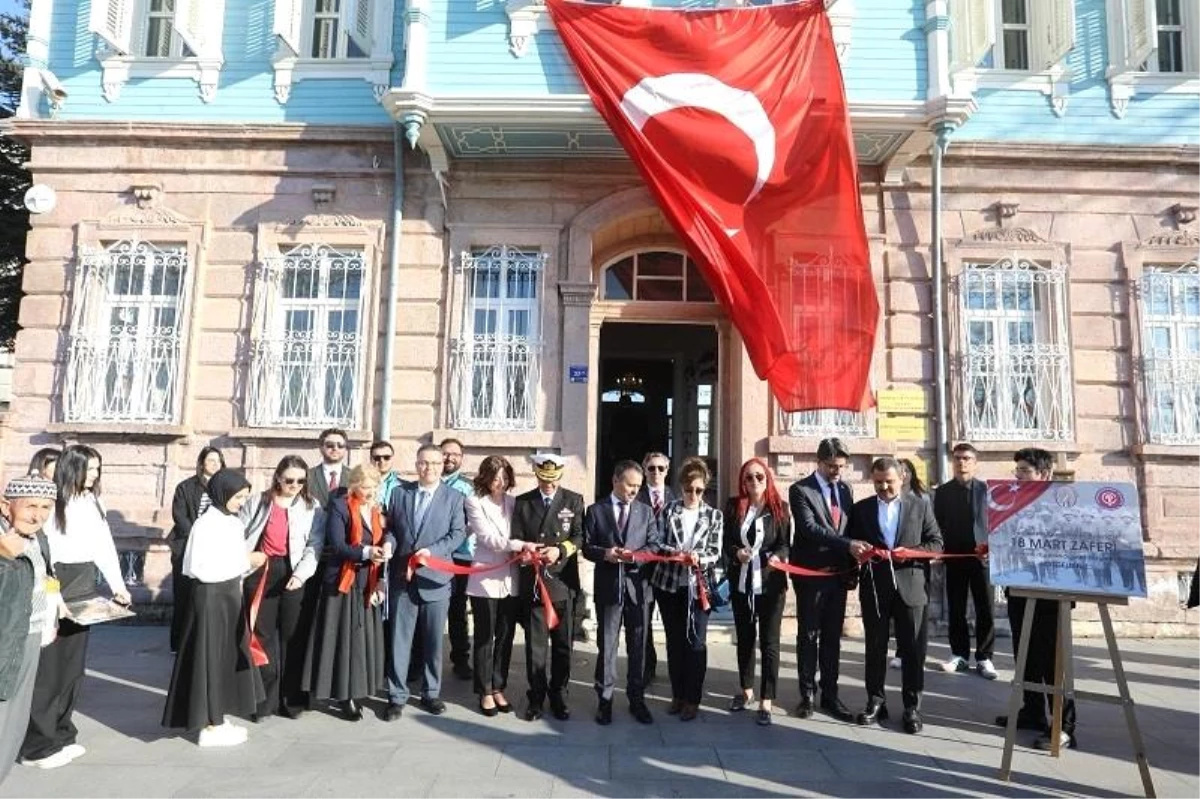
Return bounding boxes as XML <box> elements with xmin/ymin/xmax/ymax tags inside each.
<box><xmin>61</xmin><ymin>744</ymin><xmax>86</xmax><ymax>761</ymax></box>
<box><xmin>198</xmin><ymin>723</ymin><xmax>247</xmax><ymax>748</ymax></box>
<box><xmin>21</xmin><ymin>749</ymin><xmax>74</xmax><ymax>769</ymax></box>
<box><xmin>888</xmin><ymin>656</ymin><xmax>902</xmax><ymax>670</ymax></box>
<box><xmin>976</xmin><ymin>659</ymin><xmax>998</xmax><ymax>680</ymax></box>
<box><xmin>1034</xmin><ymin>730</ymin><xmax>1073</xmax><ymax>751</ymax></box>
<box><xmin>941</xmin><ymin>656</ymin><xmax>969</xmax><ymax>673</ymax></box>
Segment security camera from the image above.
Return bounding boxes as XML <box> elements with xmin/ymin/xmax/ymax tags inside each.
<box><xmin>39</xmin><ymin>70</ymin><xmax>67</xmax><ymax>104</ymax></box>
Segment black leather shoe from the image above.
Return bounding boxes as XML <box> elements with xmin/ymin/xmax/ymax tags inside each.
<box><xmin>419</xmin><ymin>697</ymin><xmax>446</xmax><ymax>715</ymax></box>
<box><xmin>550</xmin><ymin>696</ymin><xmax>570</xmax><ymax>721</ymax></box>
<box><xmin>820</xmin><ymin>696</ymin><xmax>856</xmax><ymax>723</ymax></box>
<box><xmin>479</xmin><ymin>698</ymin><xmax>499</xmax><ymax>718</ymax></box>
<box><xmin>995</xmin><ymin>714</ymin><xmax>1049</xmax><ymax>733</ymax></box>
<box><xmin>630</xmin><ymin>701</ymin><xmax>653</xmax><ymax>725</ymax></box>
<box><xmin>795</xmin><ymin>695</ymin><xmax>814</xmax><ymax>719</ymax></box>
<box><xmin>384</xmin><ymin>703</ymin><xmax>405</xmax><ymax>721</ymax></box>
<box><xmin>856</xmin><ymin>701</ymin><xmax>889</xmax><ymax>726</ymax></box>
<box><xmin>340</xmin><ymin>699</ymin><xmax>363</xmax><ymax>721</ymax></box>
<box><xmin>596</xmin><ymin>699</ymin><xmax>613</xmax><ymax>725</ymax></box>
<box><xmin>524</xmin><ymin>703</ymin><xmax>544</xmax><ymax>722</ymax></box>
<box><xmin>902</xmin><ymin>708</ymin><xmax>923</xmax><ymax>734</ymax></box>
<box><xmin>277</xmin><ymin>704</ymin><xmax>302</xmax><ymax>720</ymax></box>
<box><xmin>452</xmin><ymin>662</ymin><xmax>473</xmax><ymax>681</ymax></box>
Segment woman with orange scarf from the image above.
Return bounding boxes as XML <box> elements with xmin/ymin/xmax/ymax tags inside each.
<box><xmin>304</xmin><ymin>466</ymin><xmax>393</xmax><ymax>720</ymax></box>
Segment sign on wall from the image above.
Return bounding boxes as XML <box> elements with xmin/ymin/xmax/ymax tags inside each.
<box><xmin>987</xmin><ymin>480</ymin><xmax>1147</xmax><ymax>599</ymax></box>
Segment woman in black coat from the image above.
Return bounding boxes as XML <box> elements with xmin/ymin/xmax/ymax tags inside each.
<box><xmin>723</xmin><ymin>457</ymin><xmax>791</xmax><ymax>726</ymax></box>
<box><xmin>169</xmin><ymin>447</ymin><xmax>225</xmax><ymax>652</ymax></box>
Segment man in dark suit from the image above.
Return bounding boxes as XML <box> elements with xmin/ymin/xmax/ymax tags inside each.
<box><xmin>849</xmin><ymin>456</ymin><xmax>942</xmax><ymax>734</ymax></box>
<box><xmin>383</xmin><ymin>444</ymin><xmax>466</xmax><ymax>719</ymax></box>
<box><xmin>934</xmin><ymin>442</ymin><xmax>995</xmax><ymax>679</ymax></box>
<box><xmin>511</xmin><ymin>453</ymin><xmax>585</xmax><ymax>721</ymax></box>
<box><xmin>634</xmin><ymin>451</ymin><xmax>676</xmax><ymax>686</ymax></box>
<box><xmin>308</xmin><ymin>427</ymin><xmax>351</xmax><ymax>508</ymax></box>
<box><xmin>583</xmin><ymin>459</ymin><xmax>661</xmax><ymax>725</ymax></box>
<box><xmin>788</xmin><ymin>438</ymin><xmax>866</xmax><ymax>722</ymax></box>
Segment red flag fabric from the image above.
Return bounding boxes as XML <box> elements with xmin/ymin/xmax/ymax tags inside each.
<box><xmin>985</xmin><ymin>480</ymin><xmax>1055</xmax><ymax>532</ymax></box>
<box><xmin>546</xmin><ymin>0</ymin><xmax>878</xmax><ymax>412</ymax></box>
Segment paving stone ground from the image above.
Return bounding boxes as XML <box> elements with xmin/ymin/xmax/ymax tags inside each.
<box><xmin>1</xmin><ymin>624</ymin><xmax>1195</xmax><ymax>798</ymax></box>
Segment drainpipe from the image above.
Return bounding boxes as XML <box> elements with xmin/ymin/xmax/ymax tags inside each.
<box><xmin>930</xmin><ymin>123</ymin><xmax>953</xmax><ymax>484</ymax></box>
<box><xmin>378</xmin><ymin>123</ymin><xmax>404</xmax><ymax>439</ymax></box>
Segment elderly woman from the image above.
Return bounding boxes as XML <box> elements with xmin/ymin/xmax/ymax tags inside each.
<box><xmin>650</xmin><ymin>456</ymin><xmax>723</xmax><ymax>721</ymax></box>
<box><xmin>466</xmin><ymin>456</ymin><xmax>537</xmax><ymax>716</ymax></box>
<box><xmin>305</xmin><ymin>466</ymin><xmax>392</xmax><ymax>721</ymax></box>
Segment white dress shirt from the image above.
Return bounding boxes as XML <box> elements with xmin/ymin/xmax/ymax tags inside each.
<box><xmin>877</xmin><ymin>497</ymin><xmax>902</xmax><ymax>550</ymax></box>
<box><xmin>183</xmin><ymin>507</ymin><xmax>252</xmax><ymax>583</ymax></box>
<box><xmin>42</xmin><ymin>493</ymin><xmax>127</xmax><ymax>594</ymax></box>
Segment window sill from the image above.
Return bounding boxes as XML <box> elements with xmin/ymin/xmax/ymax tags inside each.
<box><xmin>1106</xmin><ymin>68</ymin><xmax>1200</xmax><ymax>119</ymax></box>
<box><xmin>1129</xmin><ymin>443</ymin><xmax>1200</xmax><ymax>460</ymax></box>
<box><xmin>432</xmin><ymin>428</ymin><xmax>563</xmax><ymax>450</ymax></box>
<box><xmin>961</xmin><ymin>440</ymin><xmax>1086</xmax><ymax>457</ymax></box>
<box><xmin>768</xmin><ymin>436</ymin><xmax>897</xmax><ymax>457</ymax></box>
<box><xmin>952</xmin><ymin>67</ymin><xmax>1071</xmax><ymax>117</ymax></box>
<box><xmin>271</xmin><ymin>55</ymin><xmax>394</xmax><ymax>104</ymax></box>
<box><xmin>96</xmin><ymin>55</ymin><xmax>224</xmax><ymax>103</ymax></box>
<box><xmin>229</xmin><ymin>427</ymin><xmax>374</xmax><ymax>446</ymax></box>
<box><xmin>47</xmin><ymin>422</ymin><xmax>190</xmax><ymax>440</ymax></box>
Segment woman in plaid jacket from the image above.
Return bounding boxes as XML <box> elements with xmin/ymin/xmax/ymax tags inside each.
<box><xmin>649</xmin><ymin>457</ymin><xmax>723</xmax><ymax>721</ymax></box>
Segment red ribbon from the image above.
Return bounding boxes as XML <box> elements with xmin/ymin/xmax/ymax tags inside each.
<box><xmin>625</xmin><ymin>550</ymin><xmax>712</xmax><ymax>613</ymax></box>
<box><xmin>405</xmin><ymin>550</ymin><xmax>563</xmax><ymax>629</ymax></box>
<box><xmin>247</xmin><ymin>564</ymin><xmax>269</xmax><ymax>667</ymax></box>
<box><xmin>865</xmin><ymin>546</ymin><xmax>987</xmax><ymax>563</ymax></box>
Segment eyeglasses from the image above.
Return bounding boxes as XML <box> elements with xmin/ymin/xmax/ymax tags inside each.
<box><xmin>417</xmin><ymin>460</ymin><xmax>443</xmax><ymax>468</ymax></box>
<box><xmin>441</xmin><ymin>451</ymin><xmax>462</xmax><ymax>459</ymax></box>
<box><xmin>323</xmin><ymin>441</ymin><xmax>346</xmax><ymax>450</ymax></box>
<box><xmin>682</xmin><ymin>487</ymin><xmax>705</xmax><ymax>496</ymax></box>
<box><xmin>743</xmin><ymin>473</ymin><xmax>766</xmax><ymax>483</ymax></box>
<box><xmin>646</xmin><ymin>465</ymin><xmax>668</xmax><ymax>472</ymax></box>
<box><xmin>371</xmin><ymin>454</ymin><xmax>392</xmax><ymax>463</ymax></box>
<box><xmin>281</xmin><ymin>477</ymin><xmax>306</xmax><ymax>486</ymax></box>
<box><xmin>1013</xmin><ymin>467</ymin><xmax>1038</xmax><ymax>477</ymax></box>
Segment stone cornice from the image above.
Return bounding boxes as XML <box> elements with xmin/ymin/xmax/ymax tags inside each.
<box><xmin>944</xmin><ymin>141</ymin><xmax>1200</xmax><ymax>167</ymax></box>
<box><xmin>7</xmin><ymin>121</ymin><xmax>394</xmax><ymax>144</ymax></box>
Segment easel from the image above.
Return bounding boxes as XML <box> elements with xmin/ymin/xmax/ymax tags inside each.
<box><xmin>997</xmin><ymin>588</ymin><xmax>1156</xmax><ymax>798</ymax></box>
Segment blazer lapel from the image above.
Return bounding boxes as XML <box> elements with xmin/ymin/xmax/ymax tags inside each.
<box><xmin>807</xmin><ymin>481</ymin><xmax>835</xmax><ymax>528</ymax></box>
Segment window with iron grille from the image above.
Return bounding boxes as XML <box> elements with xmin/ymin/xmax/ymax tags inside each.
<box><xmin>64</xmin><ymin>240</ymin><xmax>189</xmax><ymax>423</ymax></box>
<box><xmin>777</xmin><ymin>407</ymin><xmax>871</xmax><ymax>439</ymax></box>
<box><xmin>957</xmin><ymin>256</ymin><xmax>1074</xmax><ymax>441</ymax></box>
<box><xmin>1140</xmin><ymin>262</ymin><xmax>1200</xmax><ymax>444</ymax></box>
<box><xmin>449</xmin><ymin>246</ymin><xmax>546</xmax><ymax>431</ymax></box>
<box><xmin>246</xmin><ymin>243</ymin><xmax>368</xmax><ymax>429</ymax></box>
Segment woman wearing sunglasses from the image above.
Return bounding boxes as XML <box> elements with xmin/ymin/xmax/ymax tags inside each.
<box><xmin>724</xmin><ymin>457</ymin><xmax>791</xmax><ymax>726</ymax></box>
<box><xmin>649</xmin><ymin>456</ymin><xmax>723</xmax><ymax>721</ymax></box>
<box><xmin>240</xmin><ymin>456</ymin><xmax>325</xmax><ymax>719</ymax></box>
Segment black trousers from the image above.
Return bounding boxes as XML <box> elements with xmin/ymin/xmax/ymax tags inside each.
<box><xmin>448</xmin><ymin>565</ymin><xmax>471</xmax><ymax>668</ymax></box>
<box><xmin>655</xmin><ymin>587</ymin><xmax>709</xmax><ymax>705</ymax></box>
<box><xmin>862</xmin><ymin>579</ymin><xmax>927</xmax><ymax>711</ymax></box>
<box><xmin>731</xmin><ymin>588</ymin><xmax>785</xmax><ymax>700</ymax></box>
<box><xmin>471</xmin><ymin>595</ymin><xmax>518</xmax><ymax>696</ymax></box>
<box><xmin>594</xmin><ymin>597</ymin><xmax>648</xmax><ymax>703</ymax></box>
<box><xmin>945</xmin><ymin>559</ymin><xmax>995</xmax><ymax>661</ymax></box>
<box><xmin>643</xmin><ymin>591</ymin><xmax>659</xmax><ymax>681</ymax></box>
<box><xmin>169</xmin><ymin>542</ymin><xmax>193</xmax><ymax>653</ymax></box>
<box><xmin>21</xmin><ymin>619</ymin><xmax>89</xmax><ymax>760</ymax></box>
<box><xmin>1007</xmin><ymin>595</ymin><xmax>1076</xmax><ymax>734</ymax></box>
<box><xmin>795</xmin><ymin>576</ymin><xmax>848</xmax><ymax>700</ymax></box>
<box><xmin>246</xmin><ymin>556</ymin><xmax>309</xmax><ymax>716</ymax></box>
<box><xmin>525</xmin><ymin>596</ymin><xmax>575</xmax><ymax>706</ymax></box>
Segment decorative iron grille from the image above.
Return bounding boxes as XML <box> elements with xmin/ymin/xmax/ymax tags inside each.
<box><xmin>1140</xmin><ymin>261</ymin><xmax>1200</xmax><ymax>444</ymax></box>
<box><xmin>956</xmin><ymin>256</ymin><xmax>1074</xmax><ymax>441</ymax></box>
<box><xmin>246</xmin><ymin>243</ymin><xmax>368</xmax><ymax>429</ymax></box>
<box><xmin>777</xmin><ymin>406</ymin><xmax>871</xmax><ymax>438</ymax></box>
<box><xmin>448</xmin><ymin>246</ymin><xmax>546</xmax><ymax>431</ymax></box>
<box><xmin>63</xmin><ymin>240</ymin><xmax>188</xmax><ymax>424</ymax></box>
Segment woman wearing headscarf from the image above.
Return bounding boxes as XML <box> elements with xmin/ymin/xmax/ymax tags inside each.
<box><xmin>162</xmin><ymin>469</ymin><xmax>266</xmax><ymax>747</ymax></box>
<box><xmin>724</xmin><ymin>458</ymin><xmax>791</xmax><ymax>726</ymax></box>
<box><xmin>304</xmin><ymin>465</ymin><xmax>392</xmax><ymax>721</ymax></box>
<box><xmin>168</xmin><ymin>446</ymin><xmax>226</xmax><ymax>653</ymax></box>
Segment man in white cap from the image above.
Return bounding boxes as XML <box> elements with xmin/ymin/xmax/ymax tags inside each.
<box><xmin>0</xmin><ymin>474</ymin><xmax>59</xmax><ymax>779</ymax></box>
<box><xmin>511</xmin><ymin>453</ymin><xmax>585</xmax><ymax>721</ymax></box>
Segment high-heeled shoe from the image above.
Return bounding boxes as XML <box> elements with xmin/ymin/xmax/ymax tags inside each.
<box><xmin>493</xmin><ymin>694</ymin><xmax>513</xmax><ymax>714</ymax></box>
<box><xmin>479</xmin><ymin>697</ymin><xmax>498</xmax><ymax>718</ymax></box>
<box><xmin>340</xmin><ymin>699</ymin><xmax>363</xmax><ymax>721</ymax></box>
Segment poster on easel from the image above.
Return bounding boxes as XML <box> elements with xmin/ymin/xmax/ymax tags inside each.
<box><xmin>986</xmin><ymin>480</ymin><xmax>1147</xmax><ymax>599</ymax></box>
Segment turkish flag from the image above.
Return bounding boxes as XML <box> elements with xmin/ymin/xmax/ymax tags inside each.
<box><xmin>547</xmin><ymin>0</ymin><xmax>878</xmax><ymax>412</ymax></box>
<box><xmin>985</xmin><ymin>480</ymin><xmax>1055</xmax><ymax>532</ymax></box>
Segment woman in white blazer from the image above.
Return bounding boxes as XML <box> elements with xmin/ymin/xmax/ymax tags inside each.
<box><xmin>238</xmin><ymin>456</ymin><xmax>325</xmax><ymax>719</ymax></box>
<box><xmin>465</xmin><ymin>456</ymin><xmax>537</xmax><ymax>716</ymax></box>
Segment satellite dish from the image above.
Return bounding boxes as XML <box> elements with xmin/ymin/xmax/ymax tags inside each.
<box><xmin>23</xmin><ymin>184</ymin><xmax>57</xmax><ymax>215</ymax></box>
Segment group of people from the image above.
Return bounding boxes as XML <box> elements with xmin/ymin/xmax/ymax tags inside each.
<box><xmin>0</xmin><ymin>432</ymin><xmax>1083</xmax><ymax>777</ymax></box>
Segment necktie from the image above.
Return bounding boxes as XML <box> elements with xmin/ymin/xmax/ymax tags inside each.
<box><xmin>543</xmin><ymin>494</ymin><xmax>552</xmax><ymax>509</ymax></box>
<box><xmin>653</xmin><ymin>490</ymin><xmax>663</xmax><ymax>513</ymax></box>
<box><xmin>328</xmin><ymin>470</ymin><xmax>338</xmax><ymax>492</ymax></box>
<box><xmin>617</xmin><ymin>500</ymin><xmax>628</xmax><ymax>538</ymax></box>
<box><xmin>415</xmin><ymin>490</ymin><xmax>430</xmax><ymax>529</ymax></box>
<box><xmin>829</xmin><ymin>484</ymin><xmax>842</xmax><ymax>528</ymax></box>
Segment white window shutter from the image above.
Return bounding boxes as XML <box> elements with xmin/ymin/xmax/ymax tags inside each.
<box><xmin>1124</xmin><ymin>0</ymin><xmax>1157</xmax><ymax>69</ymax></box>
<box><xmin>273</xmin><ymin>0</ymin><xmax>304</xmax><ymax>57</ymax></box>
<box><xmin>1032</xmin><ymin>0</ymin><xmax>1076</xmax><ymax>69</ymax></box>
<box><xmin>949</xmin><ymin>0</ymin><xmax>993</xmax><ymax>72</ymax></box>
<box><xmin>88</xmin><ymin>0</ymin><xmax>132</xmax><ymax>55</ymax></box>
<box><xmin>174</xmin><ymin>0</ymin><xmax>225</xmax><ymax>58</ymax></box>
<box><xmin>347</xmin><ymin>0</ymin><xmax>373</xmax><ymax>55</ymax></box>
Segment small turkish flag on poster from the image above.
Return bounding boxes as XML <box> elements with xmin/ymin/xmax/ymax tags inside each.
<box><xmin>547</xmin><ymin>0</ymin><xmax>878</xmax><ymax>412</ymax></box>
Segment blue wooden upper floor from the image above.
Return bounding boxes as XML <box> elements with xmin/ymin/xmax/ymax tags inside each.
<box><xmin>13</xmin><ymin>0</ymin><xmax>1199</xmax><ymax>152</ymax></box>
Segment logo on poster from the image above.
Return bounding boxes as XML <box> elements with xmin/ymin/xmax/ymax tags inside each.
<box><xmin>1095</xmin><ymin>487</ymin><xmax>1125</xmax><ymax>510</ymax></box>
<box><xmin>1054</xmin><ymin>486</ymin><xmax>1078</xmax><ymax>508</ymax></box>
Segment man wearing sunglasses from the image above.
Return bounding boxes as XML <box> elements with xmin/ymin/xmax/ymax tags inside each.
<box><xmin>369</xmin><ymin>441</ymin><xmax>407</xmax><ymax>510</ymax></box>
<box><xmin>308</xmin><ymin>428</ymin><xmax>351</xmax><ymax>507</ymax></box>
<box><xmin>635</xmin><ymin>452</ymin><xmax>676</xmax><ymax>686</ymax></box>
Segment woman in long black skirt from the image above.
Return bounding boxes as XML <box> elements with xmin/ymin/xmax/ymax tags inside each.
<box><xmin>162</xmin><ymin>469</ymin><xmax>266</xmax><ymax>747</ymax></box>
<box><xmin>304</xmin><ymin>466</ymin><xmax>392</xmax><ymax>720</ymax></box>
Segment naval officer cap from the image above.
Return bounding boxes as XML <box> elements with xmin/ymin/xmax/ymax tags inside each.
<box><xmin>530</xmin><ymin>452</ymin><xmax>566</xmax><ymax>481</ymax></box>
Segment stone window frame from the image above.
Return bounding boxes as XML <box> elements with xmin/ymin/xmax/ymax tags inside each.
<box><xmin>1121</xmin><ymin>230</ymin><xmax>1200</xmax><ymax>454</ymax></box>
<box><xmin>49</xmin><ymin>206</ymin><xmax>207</xmax><ymax>439</ymax></box>
<box><xmin>239</xmin><ymin>216</ymin><xmax>385</xmax><ymax>437</ymax></box>
<box><xmin>944</xmin><ymin>230</ymin><xmax>1079</xmax><ymax>453</ymax></box>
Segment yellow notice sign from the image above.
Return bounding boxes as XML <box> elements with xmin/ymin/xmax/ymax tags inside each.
<box><xmin>877</xmin><ymin>388</ymin><xmax>928</xmax><ymax>414</ymax></box>
<box><xmin>877</xmin><ymin>415</ymin><xmax>927</xmax><ymax>441</ymax></box>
